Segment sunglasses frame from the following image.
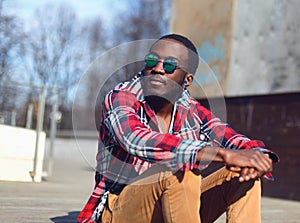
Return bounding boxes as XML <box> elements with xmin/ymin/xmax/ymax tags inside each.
<box><xmin>144</xmin><ymin>53</ymin><xmax>182</xmax><ymax>74</ymax></box>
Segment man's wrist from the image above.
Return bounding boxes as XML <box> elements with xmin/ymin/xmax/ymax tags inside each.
<box><xmin>216</xmin><ymin>147</ymin><xmax>227</xmax><ymax>162</ymax></box>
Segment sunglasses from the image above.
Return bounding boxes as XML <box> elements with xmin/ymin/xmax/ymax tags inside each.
<box><xmin>144</xmin><ymin>53</ymin><xmax>183</xmax><ymax>74</ymax></box>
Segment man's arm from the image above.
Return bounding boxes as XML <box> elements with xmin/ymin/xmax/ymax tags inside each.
<box><xmin>102</xmin><ymin>89</ymin><xmax>209</xmax><ymax>171</ymax></box>
<box><xmin>193</xmin><ymin>102</ymin><xmax>278</xmax><ymax>181</ymax></box>
<box><xmin>196</xmin><ymin>146</ymin><xmax>273</xmax><ymax>182</ymax></box>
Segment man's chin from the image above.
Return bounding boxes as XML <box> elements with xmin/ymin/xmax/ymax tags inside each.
<box><xmin>144</xmin><ymin>93</ymin><xmax>180</xmax><ymax>104</ymax></box>
<box><xmin>143</xmin><ymin>85</ymin><xmax>183</xmax><ymax>103</ymax></box>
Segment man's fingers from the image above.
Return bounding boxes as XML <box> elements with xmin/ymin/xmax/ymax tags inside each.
<box><xmin>239</xmin><ymin>168</ymin><xmax>249</xmax><ymax>182</ymax></box>
<box><xmin>249</xmin><ymin>151</ymin><xmax>273</xmax><ymax>173</ymax></box>
<box><xmin>224</xmin><ymin>149</ymin><xmax>273</xmax><ymax>176</ymax></box>
<box><xmin>239</xmin><ymin>168</ymin><xmax>258</xmax><ymax>182</ymax></box>
<box><xmin>229</xmin><ymin>166</ymin><xmax>241</xmax><ymax>172</ymax></box>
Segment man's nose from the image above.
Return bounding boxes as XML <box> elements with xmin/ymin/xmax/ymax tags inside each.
<box><xmin>152</xmin><ymin>60</ymin><xmax>165</xmax><ymax>74</ymax></box>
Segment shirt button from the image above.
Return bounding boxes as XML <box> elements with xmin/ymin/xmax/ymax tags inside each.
<box><xmin>200</xmin><ymin>134</ymin><xmax>206</xmax><ymax>141</ymax></box>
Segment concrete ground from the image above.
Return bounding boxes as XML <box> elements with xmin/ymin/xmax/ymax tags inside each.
<box><xmin>0</xmin><ymin>138</ymin><xmax>299</xmax><ymax>223</ymax></box>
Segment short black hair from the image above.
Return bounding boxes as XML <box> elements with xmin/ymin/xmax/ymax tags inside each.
<box><xmin>159</xmin><ymin>33</ymin><xmax>199</xmax><ymax>74</ymax></box>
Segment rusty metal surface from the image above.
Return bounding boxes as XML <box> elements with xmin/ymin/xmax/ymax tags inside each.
<box><xmin>170</xmin><ymin>0</ymin><xmax>234</xmax><ymax>97</ymax></box>
<box><xmin>198</xmin><ymin>92</ymin><xmax>300</xmax><ymax>200</ymax></box>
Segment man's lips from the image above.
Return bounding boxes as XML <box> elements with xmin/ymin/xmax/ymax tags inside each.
<box><xmin>148</xmin><ymin>76</ymin><xmax>166</xmax><ymax>85</ymax></box>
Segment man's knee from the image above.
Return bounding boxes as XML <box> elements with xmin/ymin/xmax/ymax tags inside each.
<box><xmin>224</xmin><ymin>177</ymin><xmax>261</xmax><ymax>205</ymax></box>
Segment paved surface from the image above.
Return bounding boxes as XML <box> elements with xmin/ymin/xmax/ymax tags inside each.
<box><xmin>0</xmin><ymin>138</ymin><xmax>300</xmax><ymax>223</ymax></box>
<box><xmin>0</xmin><ymin>158</ymin><xmax>94</xmax><ymax>223</ymax></box>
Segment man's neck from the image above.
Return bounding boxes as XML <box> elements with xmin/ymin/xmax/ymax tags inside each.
<box><xmin>145</xmin><ymin>96</ymin><xmax>174</xmax><ymax>117</ymax></box>
<box><xmin>145</xmin><ymin>96</ymin><xmax>175</xmax><ymax>134</ymax></box>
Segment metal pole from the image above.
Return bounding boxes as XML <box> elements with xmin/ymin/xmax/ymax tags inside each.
<box><xmin>11</xmin><ymin>110</ymin><xmax>16</xmax><ymax>126</ymax></box>
<box><xmin>26</xmin><ymin>104</ymin><xmax>33</xmax><ymax>129</ymax></box>
<box><xmin>47</xmin><ymin>91</ymin><xmax>59</xmax><ymax>177</ymax></box>
<box><xmin>30</xmin><ymin>87</ymin><xmax>46</xmax><ymax>182</ymax></box>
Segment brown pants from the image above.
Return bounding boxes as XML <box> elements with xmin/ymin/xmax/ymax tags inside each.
<box><xmin>101</xmin><ymin>165</ymin><xmax>261</xmax><ymax>223</ymax></box>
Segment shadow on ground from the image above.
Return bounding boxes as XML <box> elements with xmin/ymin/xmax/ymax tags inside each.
<box><xmin>50</xmin><ymin>211</ymin><xmax>80</xmax><ymax>223</ymax></box>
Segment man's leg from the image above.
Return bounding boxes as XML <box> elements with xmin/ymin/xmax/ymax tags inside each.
<box><xmin>200</xmin><ymin>167</ymin><xmax>261</xmax><ymax>223</ymax></box>
<box><xmin>108</xmin><ymin>165</ymin><xmax>202</xmax><ymax>223</ymax></box>
<box><xmin>161</xmin><ymin>169</ymin><xmax>202</xmax><ymax>223</ymax></box>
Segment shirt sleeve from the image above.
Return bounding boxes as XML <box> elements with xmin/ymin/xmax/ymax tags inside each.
<box><xmin>102</xmin><ymin>89</ymin><xmax>209</xmax><ymax>171</ymax></box>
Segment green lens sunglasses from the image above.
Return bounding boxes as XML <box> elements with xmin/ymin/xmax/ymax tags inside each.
<box><xmin>144</xmin><ymin>53</ymin><xmax>181</xmax><ymax>74</ymax></box>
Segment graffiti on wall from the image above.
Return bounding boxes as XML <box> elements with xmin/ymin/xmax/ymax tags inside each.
<box><xmin>195</xmin><ymin>35</ymin><xmax>226</xmax><ymax>85</ymax></box>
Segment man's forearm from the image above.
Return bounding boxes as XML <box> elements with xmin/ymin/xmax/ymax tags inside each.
<box><xmin>196</xmin><ymin>146</ymin><xmax>225</xmax><ymax>163</ymax></box>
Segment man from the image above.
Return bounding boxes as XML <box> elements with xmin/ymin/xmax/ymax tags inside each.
<box><xmin>78</xmin><ymin>34</ymin><xmax>279</xmax><ymax>223</ymax></box>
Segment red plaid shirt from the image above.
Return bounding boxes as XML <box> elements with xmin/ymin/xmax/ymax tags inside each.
<box><xmin>78</xmin><ymin>74</ymin><xmax>278</xmax><ymax>223</ymax></box>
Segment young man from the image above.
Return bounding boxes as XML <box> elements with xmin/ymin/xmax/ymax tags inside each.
<box><xmin>78</xmin><ymin>34</ymin><xmax>279</xmax><ymax>223</ymax></box>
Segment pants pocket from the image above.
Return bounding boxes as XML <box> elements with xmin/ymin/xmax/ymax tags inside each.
<box><xmin>101</xmin><ymin>193</ymin><xmax>118</xmax><ymax>223</ymax></box>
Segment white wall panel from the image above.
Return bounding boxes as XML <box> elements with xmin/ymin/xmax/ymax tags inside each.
<box><xmin>0</xmin><ymin>125</ymin><xmax>46</xmax><ymax>182</ymax></box>
<box><xmin>228</xmin><ymin>0</ymin><xmax>300</xmax><ymax>96</ymax></box>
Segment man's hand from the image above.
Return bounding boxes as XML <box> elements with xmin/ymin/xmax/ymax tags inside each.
<box><xmin>221</xmin><ymin>149</ymin><xmax>273</xmax><ymax>181</ymax></box>
<box><xmin>228</xmin><ymin>167</ymin><xmax>263</xmax><ymax>182</ymax></box>
<box><xmin>196</xmin><ymin>147</ymin><xmax>273</xmax><ymax>181</ymax></box>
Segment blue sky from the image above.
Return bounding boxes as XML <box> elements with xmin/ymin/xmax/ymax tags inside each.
<box><xmin>10</xmin><ymin>0</ymin><xmax>127</xmax><ymax>23</ymax></box>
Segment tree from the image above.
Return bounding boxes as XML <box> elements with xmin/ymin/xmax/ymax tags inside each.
<box><xmin>113</xmin><ymin>0</ymin><xmax>170</xmax><ymax>43</ymax></box>
<box><xmin>0</xmin><ymin>0</ymin><xmax>26</xmax><ymax>112</ymax></box>
<box><xmin>26</xmin><ymin>3</ymin><xmax>83</xmax><ymax>105</ymax></box>
<box><xmin>111</xmin><ymin>0</ymin><xmax>171</xmax><ymax>80</ymax></box>
<box><xmin>77</xmin><ymin>0</ymin><xmax>172</xmax><ymax>130</ymax></box>
<box><xmin>70</xmin><ymin>16</ymin><xmax>110</xmax><ymax>130</ymax></box>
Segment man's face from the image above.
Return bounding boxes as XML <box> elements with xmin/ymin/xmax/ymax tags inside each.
<box><xmin>142</xmin><ymin>39</ymin><xmax>190</xmax><ymax>101</ymax></box>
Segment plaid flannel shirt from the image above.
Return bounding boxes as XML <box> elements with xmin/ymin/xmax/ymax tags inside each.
<box><xmin>78</xmin><ymin>74</ymin><xmax>278</xmax><ymax>223</ymax></box>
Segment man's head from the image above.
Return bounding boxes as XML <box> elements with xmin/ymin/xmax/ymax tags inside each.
<box><xmin>158</xmin><ymin>34</ymin><xmax>199</xmax><ymax>75</ymax></box>
<box><xmin>142</xmin><ymin>34</ymin><xmax>198</xmax><ymax>101</ymax></box>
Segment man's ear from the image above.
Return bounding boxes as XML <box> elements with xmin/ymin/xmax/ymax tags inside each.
<box><xmin>184</xmin><ymin>73</ymin><xmax>194</xmax><ymax>88</ymax></box>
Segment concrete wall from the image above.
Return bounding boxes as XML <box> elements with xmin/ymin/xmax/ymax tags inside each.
<box><xmin>0</xmin><ymin>124</ymin><xmax>46</xmax><ymax>182</ymax></box>
<box><xmin>170</xmin><ymin>0</ymin><xmax>300</xmax><ymax>97</ymax></box>
<box><xmin>228</xmin><ymin>0</ymin><xmax>300</xmax><ymax>96</ymax></box>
